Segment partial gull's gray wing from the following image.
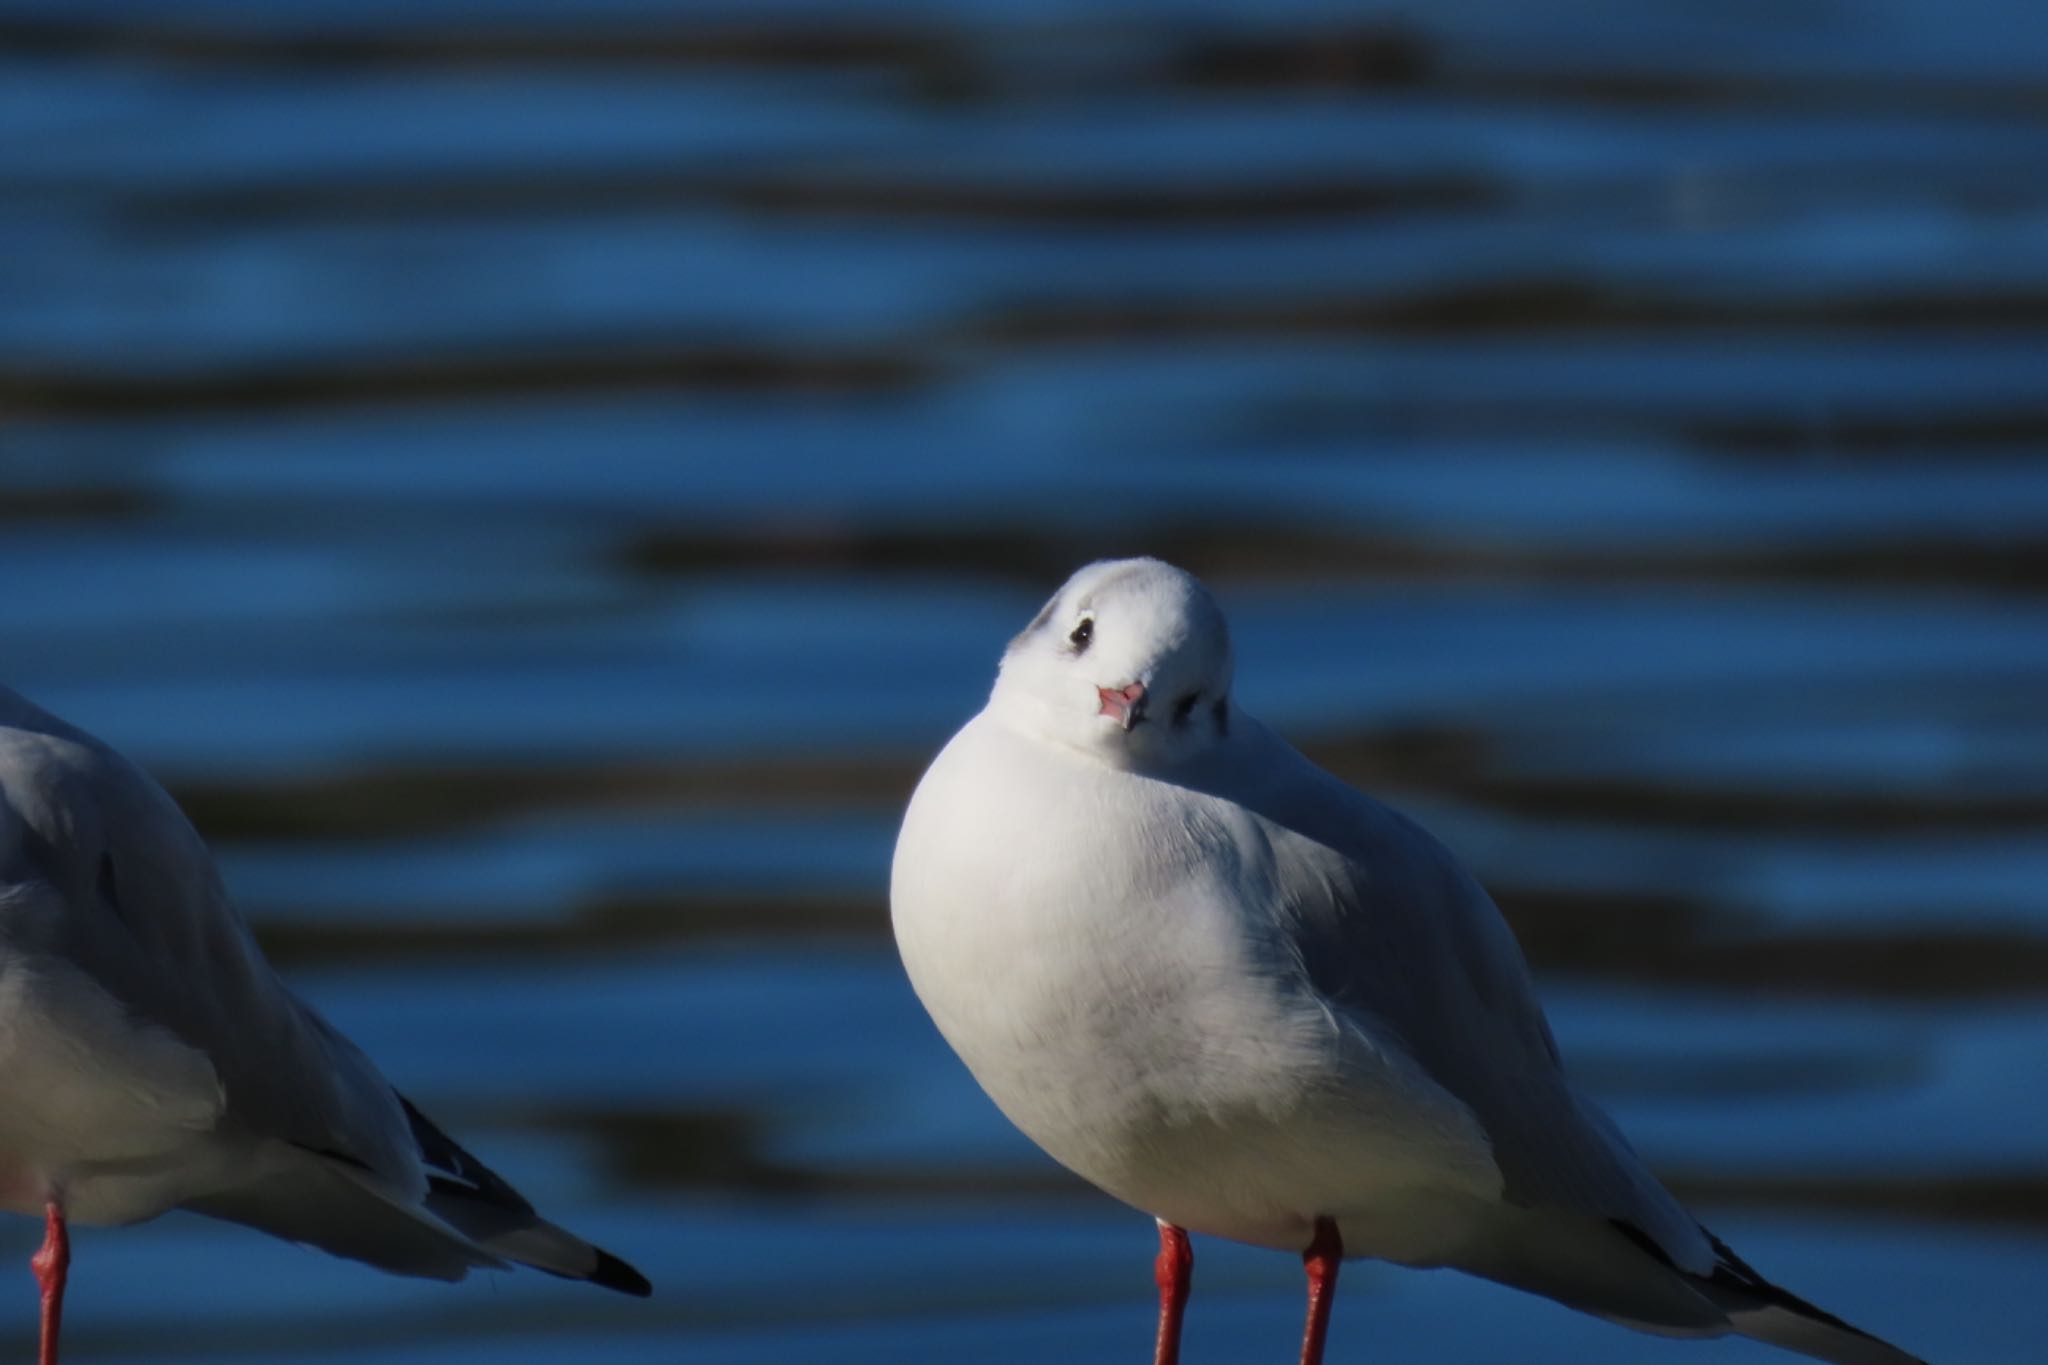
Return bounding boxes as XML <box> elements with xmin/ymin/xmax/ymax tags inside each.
<box><xmin>1200</xmin><ymin>716</ymin><xmax>1925</xmax><ymax>1363</ymax></box>
<box><xmin>1203</xmin><ymin>715</ymin><xmax>1709</xmax><ymax>1265</ymax></box>
<box><xmin>0</xmin><ymin>686</ymin><xmax>418</xmax><ymax>1181</ymax></box>
<box><xmin>0</xmin><ymin>685</ymin><xmax>648</xmax><ymax>1294</ymax></box>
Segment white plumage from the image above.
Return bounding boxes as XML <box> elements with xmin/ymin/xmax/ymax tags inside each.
<box><xmin>891</xmin><ymin>557</ymin><xmax>1925</xmax><ymax>1365</ymax></box>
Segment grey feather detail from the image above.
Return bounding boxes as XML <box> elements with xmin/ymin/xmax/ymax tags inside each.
<box><xmin>423</xmin><ymin>1190</ymin><xmax>649</xmax><ymax>1297</ymax></box>
<box><xmin>1198</xmin><ymin>716</ymin><xmax>1713</xmax><ymax>1272</ymax></box>
<box><xmin>1694</xmin><ymin>1233</ymin><xmax>1931</xmax><ymax>1365</ymax></box>
<box><xmin>183</xmin><ymin>1153</ymin><xmax>505</xmax><ymax>1282</ymax></box>
<box><xmin>402</xmin><ymin>1098</ymin><xmax>651</xmax><ymax>1296</ymax></box>
<box><xmin>1221</xmin><ymin>725</ymin><xmax>1928</xmax><ymax>1363</ymax></box>
<box><xmin>1448</xmin><ymin>1210</ymin><xmax>1730</xmax><ymax>1334</ymax></box>
<box><xmin>1717</xmin><ymin>1304</ymin><xmax>1931</xmax><ymax>1365</ymax></box>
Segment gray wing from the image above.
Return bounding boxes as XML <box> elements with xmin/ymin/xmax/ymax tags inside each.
<box><xmin>1211</xmin><ymin>716</ymin><xmax>1714</xmax><ymax>1275</ymax></box>
<box><xmin>0</xmin><ymin>686</ymin><xmax>649</xmax><ymax>1294</ymax></box>
<box><xmin>1182</xmin><ymin>716</ymin><xmax>1924</xmax><ymax>1360</ymax></box>
<box><xmin>0</xmin><ymin>685</ymin><xmax>420</xmax><ymax>1180</ymax></box>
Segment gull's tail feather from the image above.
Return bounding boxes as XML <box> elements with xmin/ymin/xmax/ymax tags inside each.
<box><xmin>1695</xmin><ymin>1233</ymin><xmax>1928</xmax><ymax>1365</ymax></box>
<box><xmin>190</xmin><ymin>1099</ymin><xmax>652</xmax><ymax>1296</ymax></box>
<box><xmin>403</xmin><ymin>1095</ymin><xmax>652</xmax><ymax>1298</ymax></box>
<box><xmin>423</xmin><ymin>1193</ymin><xmax>652</xmax><ymax>1297</ymax></box>
<box><xmin>1460</xmin><ymin>1214</ymin><xmax>1928</xmax><ymax>1365</ymax></box>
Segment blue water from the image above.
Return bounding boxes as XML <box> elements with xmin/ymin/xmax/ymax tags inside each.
<box><xmin>3</xmin><ymin>1</ymin><xmax>2046</xmax><ymax>1360</ymax></box>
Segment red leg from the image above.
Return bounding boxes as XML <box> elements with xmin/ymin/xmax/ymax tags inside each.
<box><xmin>1153</xmin><ymin>1220</ymin><xmax>1192</xmax><ymax>1365</ymax></box>
<box><xmin>1299</xmin><ymin>1216</ymin><xmax>1342</xmax><ymax>1365</ymax></box>
<box><xmin>32</xmin><ymin>1200</ymin><xmax>69</xmax><ymax>1365</ymax></box>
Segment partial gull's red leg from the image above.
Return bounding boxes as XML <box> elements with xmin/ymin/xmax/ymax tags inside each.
<box><xmin>32</xmin><ymin>1199</ymin><xmax>69</xmax><ymax>1365</ymax></box>
<box><xmin>1153</xmin><ymin>1220</ymin><xmax>1192</xmax><ymax>1365</ymax></box>
<box><xmin>1299</xmin><ymin>1216</ymin><xmax>1343</xmax><ymax>1365</ymax></box>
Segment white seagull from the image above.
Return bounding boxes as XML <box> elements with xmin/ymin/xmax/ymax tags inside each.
<box><xmin>891</xmin><ymin>557</ymin><xmax>1927</xmax><ymax>1365</ymax></box>
<box><xmin>0</xmin><ymin>686</ymin><xmax>649</xmax><ymax>1365</ymax></box>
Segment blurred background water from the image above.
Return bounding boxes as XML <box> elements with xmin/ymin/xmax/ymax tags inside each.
<box><xmin>2</xmin><ymin>1</ymin><xmax>2047</xmax><ymax>1361</ymax></box>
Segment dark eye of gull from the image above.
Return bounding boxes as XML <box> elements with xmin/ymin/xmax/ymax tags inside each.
<box><xmin>1172</xmin><ymin>691</ymin><xmax>1201</xmax><ymax>727</ymax></box>
<box><xmin>1069</xmin><ymin>618</ymin><xmax>1094</xmax><ymax>651</ymax></box>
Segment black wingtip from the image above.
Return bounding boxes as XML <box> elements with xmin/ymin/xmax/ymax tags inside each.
<box><xmin>590</xmin><ymin>1247</ymin><xmax>653</xmax><ymax>1298</ymax></box>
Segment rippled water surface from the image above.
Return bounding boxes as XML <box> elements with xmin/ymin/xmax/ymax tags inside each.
<box><xmin>2</xmin><ymin>2</ymin><xmax>2046</xmax><ymax>1361</ymax></box>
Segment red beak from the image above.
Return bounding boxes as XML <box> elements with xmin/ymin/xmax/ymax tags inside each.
<box><xmin>1096</xmin><ymin>681</ymin><xmax>1148</xmax><ymax>730</ymax></box>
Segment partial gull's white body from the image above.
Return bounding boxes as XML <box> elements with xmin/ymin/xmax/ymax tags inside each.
<box><xmin>0</xmin><ymin>684</ymin><xmax>646</xmax><ymax>1294</ymax></box>
<box><xmin>892</xmin><ymin>557</ymin><xmax>1924</xmax><ymax>1365</ymax></box>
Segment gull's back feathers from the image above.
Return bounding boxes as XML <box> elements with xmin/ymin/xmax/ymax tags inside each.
<box><xmin>1188</xmin><ymin>714</ymin><xmax>1924</xmax><ymax>1363</ymax></box>
<box><xmin>1205</xmin><ymin>716</ymin><xmax>1710</xmax><ymax>1258</ymax></box>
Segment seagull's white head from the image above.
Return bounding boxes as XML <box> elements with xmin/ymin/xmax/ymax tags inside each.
<box><xmin>991</xmin><ymin>557</ymin><xmax>1236</xmax><ymax>767</ymax></box>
